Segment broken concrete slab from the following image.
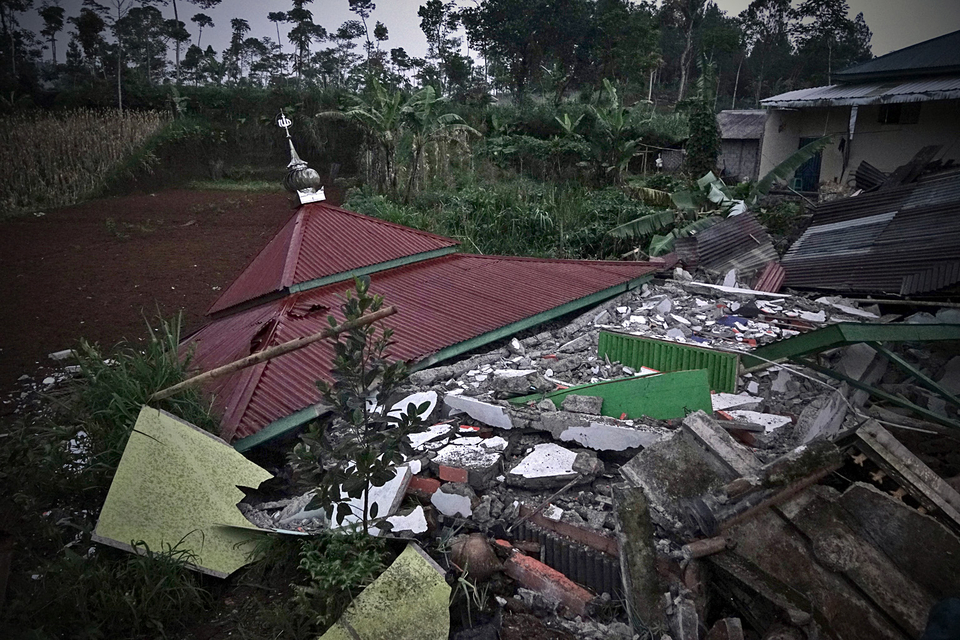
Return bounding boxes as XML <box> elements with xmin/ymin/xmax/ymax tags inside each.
<box><xmin>430</xmin><ymin>438</ymin><xmax>504</xmax><ymax>489</ymax></box>
<box><xmin>491</xmin><ymin>369</ymin><xmax>554</xmax><ymax>398</ymax></box>
<box><xmin>505</xmin><ymin>443</ymin><xmax>600</xmax><ymax>489</ymax></box>
<box><xmin>381</xmin><ymin>506</ymin><xmax>429</xmax><ymax>536</ymax></box>
<box><xmin>724</xmin><ymin>410</ymin><xmax>792</xmax><ymax>433</ymax></box>
<box><xmin>711</xmin><ymin>392</ymin><xmax>762</xmax><ymax>411</ymax></box>
<box><xmin>387</xmin><ymin>390</ymin><xmax>438</xmax><ymax>422</ymax></box>
<box><xmin>407</xmin><ymin>423</ymin><xmax>454</xmax><ymax>450</ymax></box>
<box><xmin>430</xmin><ymin>482</ymin><xmax>477</xmax><ymax>518</ymax></box>
<box><xmin>92</xmin><ymin>406</ymin><xmax>273</xmax><ymax>578</ymax></box>
<box><xmin>443</xmin><ymin>392</ymin><xmax>514</xmax><ymax>429</ymax></box>
<box><xmin>561</xmin><ymin>394</ymin><xmax>603</xmax><ymax>415</ymax></box>
<box><xmin>839</xmin><ymin>482</ymin><xmax>960</xmax><ymax>600</ymax></box>
<box><xmin>613</xmin><ymin>485</ymin><xmax>664</xmax><ymax>630</ymax></box>
<box><xmin>510</xmin><ymin>369</ymin><xmax>713</xmax><ymax>420</ymax></box>
<box><xmin>540</xmin><ymin>411</ymin><xmax>665</xmax><ymax>451</ymax></box>
<box><xmin>856</xmin><ymin>421</ymin><xmax>960</xmax><ymax>529</ymax></box>
<box><xmin>780</xmin><ymin>485</ymin><xmax>935</xmax><ymax>638</ymax></box>
<box><xmin>327</xmin><ymin>465</ymin><xmax>413</xmax><ymax>530</ymax></box>
<box><xmin>320</xmin><ymin>543</ymin><xmax>450</xmax><ymax>640</ymax></box>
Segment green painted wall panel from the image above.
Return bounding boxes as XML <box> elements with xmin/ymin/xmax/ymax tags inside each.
<box><xmin>597</xmin><ymin>331</ymin><xmax>740</xmax><ymax>393</ymax></box>
<box><xmin>509</xmin><ymin>369</ymin><xmax>712</xmax><ymax>420</ymax></box>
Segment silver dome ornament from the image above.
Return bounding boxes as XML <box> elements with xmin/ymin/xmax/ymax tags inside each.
<box><xmin>278</xmin><ymin>112</ymin><xmax>325</xmax><ymax>204</ymax></box>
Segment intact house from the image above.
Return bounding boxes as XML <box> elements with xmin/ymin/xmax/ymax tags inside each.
<box><xmin>758</xmin><ymin>29</ymin><xmax>960</xmax><ymax>191</ymax></box>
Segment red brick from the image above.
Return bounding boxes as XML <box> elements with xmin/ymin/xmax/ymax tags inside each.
<box><xmin>407</xmin><ymin>475</ymin><xmax>441</xmax><ymax>498</ymax></box>
<box><xmin>501</xmin><ymin>547</ymin><xmax>593</xmax><ymax>616</ymax></box>
<box><xmin>438</xmin><ymin>465</ymin><xmax>469</xmax><ymax>483</ymax></box>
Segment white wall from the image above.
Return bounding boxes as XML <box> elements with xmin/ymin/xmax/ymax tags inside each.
<box><xmin>758</xmin><ymin>99</ymin><xmax>960</xmax><ymax>186</ymax></box>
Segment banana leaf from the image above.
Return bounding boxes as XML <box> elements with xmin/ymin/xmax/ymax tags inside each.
<box><xmin>631</xmin><ymin>186</ymin><xmax>673</xmax><ymax>206</ymax></box>
<box><xmin>607</xmin><ymin>210</ymin><xmax>675</xmax><ymax>238</ymax></box>
<box><xmin>748</xmin><ymin>136</ymin><xmax>832</xmax><ymax>205</ymax></box>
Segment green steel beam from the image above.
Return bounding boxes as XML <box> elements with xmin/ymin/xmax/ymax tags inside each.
<box><xmin>410</xmin><ymin>274</ymin><xmax>653</xmax><ymax>372</ymax></box>
<box><xmin>866</xmin><ymin>342</ymin><xmax>960</xmax><ymax>410</ymax></box>
<box><xmin>233</xmin><ymin>403</ymin><xmax>330</xmax><ymax>453</ymax></box>
<box><xmin>288</xmin><ymin>246</ymin><xmax>459</xmax><ymax>295</ymax></box>
<box><xmin>794</xmin><ymin>356</ymin><xmax>960</xmax><ymax>432</ymax></box>
<box><xmin>742</xmin><ymin>323</ymin><xmax>960</xmax><ymax>371</ymax></box>
<box><xmin>235</xmin><ymin>273</ymin><xmax>652</xmax><ymax>451</ymax></box>
<box><xmin>507</xmin><ymin>369</ymin><xmax>713</xmax><ymax>420</ymax></box>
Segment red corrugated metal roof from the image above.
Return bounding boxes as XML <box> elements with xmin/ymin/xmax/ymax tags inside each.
<box><xmin>753</xmin><ymin>261</ymin><xmax>786</xmax><ymax>293</ymax></box>
<box><xmin>187</xmin><ymin>253</ymin><xmax>657</xmax><ymax>441</ymax></box>
<box><xmin>207</xmin><ymin>202</ymin><xmax>459</xmax><ymax>315</ymax></box>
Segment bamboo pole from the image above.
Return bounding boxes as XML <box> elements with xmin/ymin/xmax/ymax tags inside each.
<box><xmin>150</xmin><ymin>305</ymin><xmax>397</xmax><ymax>402</ymax></box>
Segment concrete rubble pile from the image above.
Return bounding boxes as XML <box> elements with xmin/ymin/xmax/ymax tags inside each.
<box><xmin>230</xmin><ymin>276</ymin><xmax>960</xmax><ymax>639</ymax></box>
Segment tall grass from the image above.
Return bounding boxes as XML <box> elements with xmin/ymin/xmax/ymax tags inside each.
<box><xmin>0</xmin><ymin>108</ymin><xmax>168</xmax><ymax>214</ymax></box>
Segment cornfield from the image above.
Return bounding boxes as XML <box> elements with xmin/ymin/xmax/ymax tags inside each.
<box><xmin>0</xmin><ymin>109</ymin><xmax>169</xmax><ymax>213</ymax></box>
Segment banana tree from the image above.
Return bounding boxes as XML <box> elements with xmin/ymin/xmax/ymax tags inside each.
<box><xmin>609</xmin><ymin>135</ymin><xmax>832</xmax><ymax>256</ymax></box>
<box><xmin>401</xmin><ymin>85</ymin><xmax>479</xmax><ymax>203</ymax></box>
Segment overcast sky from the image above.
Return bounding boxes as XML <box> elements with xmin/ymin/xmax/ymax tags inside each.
<box><xmin>25</xmin><ymin>0</ymin><xmax>960</xmax><ymax>63</ymax></box>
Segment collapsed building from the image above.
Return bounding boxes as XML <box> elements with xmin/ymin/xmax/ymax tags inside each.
<box><xmin>87</xmin><ymin>115</ymin><xmax>960</xmax><ymax>640</ymax></box>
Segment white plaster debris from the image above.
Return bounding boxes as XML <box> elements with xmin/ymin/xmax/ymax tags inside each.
<box><xmin>325</xmin><ymin>465</ymin><xmax>413</xmax><ymax>530</ymax></box>
<box><xmin>816</xmin><ymin>297</ymin><xmax>879</xmax><ymax>319</ymax></box>
<box><xmin>508</xmin><ymin>443</ymin><xmax>578</xmax><ymax>480</ymax></box>
<box><xmin>690</xmin><ymin>282</ymin><xmax>789</xmax><ymax>298</ymax></box>
<box><xmin>542</xmin><ymin>504</ymin><xmax>564</xmax><ymax>521</ymax></box>
<box><xmin>799</xmin><ymin>310</ymin><xmax>826</xmax><ymax>323</ymax></box>
<box><xmin>407</xmin><ymin>423</ymin><xmax>454</xmax><ymax>450</ymax></box>
<box><xmin>431</xmin><ymin>488</ymin><xmax>473</xmax><ymax>518</ymax></box>
<box><xmin>381</xmin><ymin>506</ymin><xmax>428</xmax><ymax>535</ymax></box>
<box><xmin>387</xmin><ymin>391</ymin><xmax>438</xmax><ymax>422</ymax></box>
<box><xmin>711</xmin><ymin>393</ymin><xmax>762</xmax><ymax>411</ymax></box>
<box><xmin>558</xmin><ymin>422</ymin><xmax>662</xmax><ymax>451</ymax></box>
<box><xmin>443</xmin><ymin>393</ymin><xmax>514</xmax><ymax>429</ymax></box>
<box><xmin>433</xmin><ymin>441</ymin><xmax>502</xmax><ymax>472</ymax></box>
<box><xmin>747</xmin><ymin>381</ymin><xmax>760</xmax><ymax>395</ymax></box>
<box><xmin>726</xmin><ymin>410</ymin><xmax>792</xmax><ymax>432</ymax></box>
<box><xmin>493</xmin><ymin>369</ymin><xmax>538</xmax><ymax>378</ymax></box>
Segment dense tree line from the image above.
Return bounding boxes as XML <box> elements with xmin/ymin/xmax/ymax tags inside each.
<box><xmin>0</xmin><ymin>0</ymin><xmax>871</xmax><ymax>111</ymax></box>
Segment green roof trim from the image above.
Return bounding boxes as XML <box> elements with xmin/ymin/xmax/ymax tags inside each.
<box><xmin>289</xmin><ymin>246</ymin><xmax>459</xmax><ymax>295</ymax></box>
<box><xmin>233</xmin><ymin>403</ymin><xmax>329</xmax><ymax>453</ymax></box>
<box><xmin>508</xmin><ymin>369</ymin><xmax>713</xmax><ymax>420</ymax></box>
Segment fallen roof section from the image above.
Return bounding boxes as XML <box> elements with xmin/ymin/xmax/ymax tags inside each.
<box><xmin>781</xmin><ymin>172</ymin><xmax>960</xmax><ymax>295</ymax></box>
<box><xmin>674</xmin><ymin>213</ymin><xmax>778</xmax><ymax>275</ymax></box>
<box><xmin>207</xmin><ymin>202</ymin><xmax>459</xmax><ymax>316</ymax></box>
<box><xmin>187</xmin><ymin>253</ymin><xmax>657</xmax><ymax>446</ymax></box>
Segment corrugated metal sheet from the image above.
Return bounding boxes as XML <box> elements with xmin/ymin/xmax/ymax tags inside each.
<box><xmin>781</xmin><ymin>173</ymin><xmax>960</xmax><ymax>295</ymax></box>
<box><xmin>207</xmin><ymin>203</ymin><xmax>459</xmax><ymax>315</ymax></box>
<box><xmin>596</xmin><ymin>331</ymin><xmax>740</xmax><ymax>393</ymax></box>
<box><xmin>674</xmin><ymin>213</ymin><xmax>778</xmax><ymax>274</ymax></box>
<box><xmin>187</xmin><ymin>254</ymin><xmax>658</xmax><ymax>441</ymax></box>
<box><xmin>834</xmin><ymin>30</ymin><xmax>960</xmax><ymax>82</ymax></box>
<box><xmin>761</xmin><ymin>76</ymin><xmax>960</xmax><ymax>107</ymax></box>
<box><xmin>753</xmin><ymin>261</ymin><xmax>785</xmax><ymax>293</ymax></box>
<box><xmin>717</xmin><ymin>110</ymin><xmax>766</xmax><ymax>140</ymax></box>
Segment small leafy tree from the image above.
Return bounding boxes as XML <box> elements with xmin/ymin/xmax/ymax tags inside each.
<box><xmin>293</xmin><ymin>276</ymin><xmax>426</xmax><ymax>535</ymax></box>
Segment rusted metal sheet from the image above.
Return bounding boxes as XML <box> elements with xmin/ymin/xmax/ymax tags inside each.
<box><xmin>781</xmin><ymin>173</ymin><xmax>960</xmax><ymax>295</ymax></box>
<box><xmin>207</xmin><ymin>203</ymin><xmax>458</xmax><ymax>315</ymax></box>
<box><xmin>187</xmin><ymin>254</ymin><xmax>657</xmax><ymax>441</ymax></box>
<box><xmin>762</xmin><ymin>76</ymin><xmax>960</xmax><ymax>107</ymax></box>
<box><xmin>752</xmin><ymin>261</ymin><xmax>785</xmax><ymax>293</ymax></box>
<box><xmin>675</xmin><ymin>213</ymin><xmax>778</xmax><ymax>274</ymax></box>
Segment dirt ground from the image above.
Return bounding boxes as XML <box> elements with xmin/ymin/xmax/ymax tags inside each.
<box><xmin>0</xmin><ymin>188</ymin><xmax>316</xmax><ymax>393</ymax></box>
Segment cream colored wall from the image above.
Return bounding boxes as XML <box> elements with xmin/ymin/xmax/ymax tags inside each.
<box><xmin>758</xmin><ymin>99</ymin><xmax>960</xmax><ymax>187</ymax></box>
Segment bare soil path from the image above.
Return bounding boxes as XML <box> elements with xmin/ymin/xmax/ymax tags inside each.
<box><xmin>0</xmin><ymin>189</ymin><xmax>302</xmax><ymax>392</ymax></box>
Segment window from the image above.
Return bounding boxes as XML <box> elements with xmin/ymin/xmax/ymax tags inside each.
<box><xmin>878</xmin><ymin>103</ymin><xmax>921</xmax><ymax>125</ymax></box>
